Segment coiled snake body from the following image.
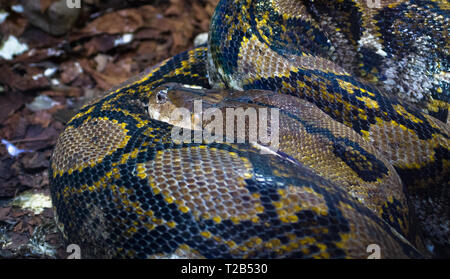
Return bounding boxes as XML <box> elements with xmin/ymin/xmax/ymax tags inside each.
<box><xmin>50</xmin><ymin>0</ymin><xmax>449</xmax><ymax>258</ymax></box>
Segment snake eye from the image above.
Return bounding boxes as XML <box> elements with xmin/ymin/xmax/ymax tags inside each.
<box><xmin>156</xmin><ymin>89</ymin><xmax>168</xmax><ymax>104</ymax></box>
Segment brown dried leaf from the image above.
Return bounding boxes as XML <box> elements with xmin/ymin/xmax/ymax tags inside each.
<box><xmin>0</xmin><ymin>14</ymin><xmax>28</xmax><ymax>38</ymax></box>
<box><xmin>134</xmin><ymin>28</ymin><xmax>161</xmax><ymax>40</ymax></box>
<box><xmin>18</xmin><ymin>173</ymin><xmax>38</xmax><ymax>188</ymax></box>
<box><xmin>11</xmin><ymin>47</ymin><xmax>62</xmax><ymax>65</ymax></box>
<box><xmin>84</xmin><ymin>35</ymin><xmax>116</xmax><ymax>56</ymax></box>
<box><xmin>165</xmin><ymin>0</ymin><xmax>184</xmax><ymax>16</ymax></box>
<box><xmin>70</xmin><ymin>73</ymin><xmax>96</xmax><ymax>90</ymax></box>
<box><xmin>28</xmin><ymin>111</ymin><xmax>52</xmax><ymax>128</ymax></box>
<box><xmin>0</xmin><ymin>91</ymin><xmax>26</xmax><ymax>124</ymax></box>
<box><xmin>21</xmin><ymin>152</ymin><xmax>49</xmax><ymax>170</ymax></box>
<box><xmin>28</xmin><ymin>215</ymin><xmax>42</xmax><ymax>226</ymax></box>
<box><xmin>82</xmin><ymin>8</ymin><xmax>144</xmax><ymax>35</ymax></box>
<box><xmin>10</xmin><ymin>208</ymin><xmax>27</xmax><ymax>218</ymax></box>
<box><xmin>0</xmin><ymin>206</ymin><xmax>12</xmax><ymax>221</ymax></box>
<box><xmin>26</xmin><ymin>125</ymin><xmax>59</xmax><ymax>151</ymax></box>
<box><xmin>20</xmin><ymin>28</ymin><xmax>63</xmax><ymax>49</ymax></box>
<box><xmin>13</xmin><ymin>221</ymin><xmax>24</xmax><ymax>232</ymax></box>
<box><xmin>0</xmin><ymin>177</ymin><xmax>23</xmax><ymax>198</ymax></box>
<box><xmin>0</xmin><ymin>158</ymin><xmax>15</xmax><ymax>180</ymax></box>
<box><xmin>0</xmin><ymin>65</ymin><xmax>50</xmax><ymax>92</ymax></box>
<box><xmin>60</xmin><ymin>61</ymin><xmax>83</xmax><ymax>84</ymax></box>
<box><xmin>1</xmin><ymin>113</ymin><xmax>28</xmax><ymax>141</ymax></box>
<box><xmin>79</xmin><ymin>58</ymin><xmax>133</xmax><ymax>90</ymax></box>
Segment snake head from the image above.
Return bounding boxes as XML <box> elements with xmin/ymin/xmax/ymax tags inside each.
<box><xmin>148</xmin><ymin>83</ymin><xmax>227</xmax><ymax>128</ymax></box>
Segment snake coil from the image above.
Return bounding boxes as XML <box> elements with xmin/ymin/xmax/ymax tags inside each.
<box><xmin>50</xmin><ymin>0</ymin><xmax>449</xmax><ymax>258</ymax></box>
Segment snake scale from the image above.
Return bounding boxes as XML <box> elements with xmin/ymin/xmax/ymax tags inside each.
<box><xmin>50</xmin><ymin>0</ymin><xmax>449</xmax><ymax>258</ymax></box>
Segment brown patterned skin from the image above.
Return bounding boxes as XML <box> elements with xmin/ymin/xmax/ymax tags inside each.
<box><xmin>50</xmin><ymin>0</ymin><xmax>448</xmax><ymax>258</ymax></box>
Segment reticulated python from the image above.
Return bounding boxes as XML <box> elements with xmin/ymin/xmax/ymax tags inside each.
<box><xmin>50</xmin><ymin>0</ymin><xmax>449</xmax><ymax>258</ymax></box>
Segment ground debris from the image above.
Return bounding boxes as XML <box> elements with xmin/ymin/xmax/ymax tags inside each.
<box><xmin>0</xmin><ymin>0</ymin><xmax>219</xmax><ymax>258</ymax></box>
